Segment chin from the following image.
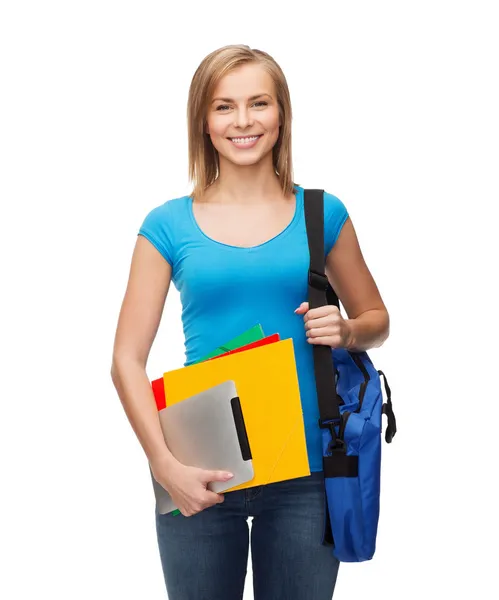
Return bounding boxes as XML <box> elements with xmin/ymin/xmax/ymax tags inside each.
<box><xmin>231</xmin><ymin>156</ymin><xmax>268</xmax><ymax>168</ymax></box>
<box><xmin>224</xmin><ymin>144</ymin><xmax>274</xmax><ymax>167</ymax></box>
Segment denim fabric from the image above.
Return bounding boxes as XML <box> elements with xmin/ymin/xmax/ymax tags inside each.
<box><xmin>155</xmin><ymin>472</ymin><xmax>340</xmax><ymax>599</ymax></box>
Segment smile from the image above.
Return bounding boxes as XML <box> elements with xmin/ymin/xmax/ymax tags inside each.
<box><xmin>228</xmin><ymin>135</ymin><xmax>263</xmax><ymax>148</ymax></box>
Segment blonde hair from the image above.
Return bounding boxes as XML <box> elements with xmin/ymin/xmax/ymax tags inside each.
<box><xmin>187</xmin><ymin>45</ymin><xmax>295</xmax><ymax>201</ymax></box>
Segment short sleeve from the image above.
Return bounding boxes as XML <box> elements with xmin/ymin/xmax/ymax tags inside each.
<box><xmin>324</xmin><ymin>191</ymin><xmax>349</xmax><ymax>255</ymax></box>
<box><xmin>137</xmin><ymin>201</ymin><xmax>175</xmax><ymax>267</ymax></box>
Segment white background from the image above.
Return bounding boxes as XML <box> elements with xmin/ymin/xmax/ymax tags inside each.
<box><xmin>1</xmin><ymin>1</ymin><xmax>498</xmax><ymax>598</ymax></box>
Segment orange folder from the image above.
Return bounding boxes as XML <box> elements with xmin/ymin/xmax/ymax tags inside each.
<box><xmin>162</xmin><ymin>338</ymin><xmax>310</xmax><ymax>491</ymax></box>
<box><xmin>151</xmin><ymin>333</ymin><xmax>280</xmax><ymax>411</ymax></box>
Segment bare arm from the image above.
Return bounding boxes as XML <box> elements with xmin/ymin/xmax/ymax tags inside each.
<box><xmin>110</xmin><ymin>235</ymin><xmax>233</xmax><ymax>516</ymax></box>
<box><xmin>110</xmin><ymin>235</ymin><xmax>177</xmax><ymax>470</ymax></box>
<box><xmin>325</xmin><ymin>217</ymin><xmax>390</xmax><ymax>352</ymax></box>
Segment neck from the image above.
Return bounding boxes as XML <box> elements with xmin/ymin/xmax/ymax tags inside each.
<box><xmin>208</xmin><ymin>154</ymin><xmax>284</xmax><ymax>204</ymax></box>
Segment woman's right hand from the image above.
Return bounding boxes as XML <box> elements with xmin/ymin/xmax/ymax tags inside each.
<box><xmin>151</xmin><ymin>456</ymin><xmax>234</xmax><ymax>517</ymax></box>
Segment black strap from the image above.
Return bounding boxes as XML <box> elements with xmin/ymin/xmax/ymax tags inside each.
<box><xmin>378</xmin><ymin>370</ymin><xmax>397</xmax><ymax>443</ymax></box>
<box><xmin>304</xmin><ymin>188</ymin><xmax>397</xmax><ymax>461</ymax></box>
<box><xmin>304</xmin><ymin>189</ymin><xmax>342</xmax><ymax>424</ymax></box>
<box><xmin>323</xmin><ymin>453</ymin><xmax>358</xmax><ymax>478</ymax></box>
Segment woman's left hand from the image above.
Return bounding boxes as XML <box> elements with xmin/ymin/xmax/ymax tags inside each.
<box><xmin>295</xmin><ymin>302</ymin><xmax>353</xmax><ymax>349</ymax></box>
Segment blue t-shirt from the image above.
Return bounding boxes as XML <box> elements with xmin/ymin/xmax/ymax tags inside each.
<box><xmin>138</xmin><ymin>184</ymin><xmax>349</xmax><ymax>472</ymax></box>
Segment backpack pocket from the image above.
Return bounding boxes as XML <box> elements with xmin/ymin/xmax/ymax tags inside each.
<box><xmin>322</xmin><ymin>404</ymin><xmax>383</xmax><ymax>562</ymax></box>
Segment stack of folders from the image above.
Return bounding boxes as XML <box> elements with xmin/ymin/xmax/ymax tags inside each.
<box><xmin>150</xmin><ymin>324</ymin><xmax>310</xmax><ymax>515</ymax></box>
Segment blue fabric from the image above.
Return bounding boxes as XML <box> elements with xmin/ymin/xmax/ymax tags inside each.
<box><xmin>155</xmin><ymin>472</ymin><xmax>340</xmax><ymax>599</ymax></box>
<box><xmin>321</xmin><ymin>348</ymin><xmax>385</xmax><ymax>562</ymax></box>
<box><xmin>138</xmin><ymin>185</ymin><xmax>349</xmax><ymax>472</ymax></box>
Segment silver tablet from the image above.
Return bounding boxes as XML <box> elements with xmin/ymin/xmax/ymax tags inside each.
<box><xmin>151</xmin><ymin>380</ymin><xmax>254</xmax><ymax>514</ymax></box>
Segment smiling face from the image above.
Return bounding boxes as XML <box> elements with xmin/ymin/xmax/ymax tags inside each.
<box><xmin>205</xmin><ymin>62</ymin><xmax>281</xmax><ymax>168</ymax></box>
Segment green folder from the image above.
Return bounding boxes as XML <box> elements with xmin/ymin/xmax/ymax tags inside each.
<box><xmin>198</xmin><ymin>324</ymin><xmax>265</xmax><ymax>362</ymax></box>
<box><xmin>171</xmin><ymin>323</ymin><xmax>265</xmax><ymax>516</ymax></box>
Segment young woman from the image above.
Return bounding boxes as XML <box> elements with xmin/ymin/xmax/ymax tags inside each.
<box><xmin>111</xmin><ymin>44</ymin><xmax>389</xmax><ymax>600</ymax></box>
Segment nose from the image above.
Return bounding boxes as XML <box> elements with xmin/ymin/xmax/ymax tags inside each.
<box><xmin>234</xmin><ymin>106</ymin><xmax>254</xmax><ymax>130</ymax></box>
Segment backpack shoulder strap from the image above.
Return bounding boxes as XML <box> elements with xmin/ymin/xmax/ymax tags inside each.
<box><xmin>303</xmin><ymin>189</ymin><xmax>341</xmax><ymax>424</ymax></box>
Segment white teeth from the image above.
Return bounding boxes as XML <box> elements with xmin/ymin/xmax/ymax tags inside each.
<box><xmin>231</xmin><ymin>136</ymin><xmax>260</xmax><ymax>144</ymax></box>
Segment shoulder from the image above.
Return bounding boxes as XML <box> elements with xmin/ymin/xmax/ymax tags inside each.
<box><xmin>137</xmin><ymin>195</ymin><xmax>190</xmax><ymax>266</ymax></box>
<box><xmin>140</xmin><ymin>195</ymin><xmax>189</xmax><ymax>226</ymax></box>
<box><xmin>322</xmin><ymin>190</ymin><xmax>349</xmax><ymax>254</ymax></box>
<box><xmin>323</xmin><ymin>190</ymin><xmax>348</xmax><ymax>221</ymax></box>
<box><xmin>295</xmin><ymin>185</ymin><xmax>347</xmax><ymax>219</ymax></box>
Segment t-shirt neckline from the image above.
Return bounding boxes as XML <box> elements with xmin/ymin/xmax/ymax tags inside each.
<box><xmin>187</xmin><ymin>185</ymin><xmax>303</xmax><ymax>251</ymax></box>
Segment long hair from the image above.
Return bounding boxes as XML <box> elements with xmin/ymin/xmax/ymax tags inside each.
<box><xmin>187</xmin><ymin>45</ymin><xmax>295</xmax><ymax>201</ymax></box>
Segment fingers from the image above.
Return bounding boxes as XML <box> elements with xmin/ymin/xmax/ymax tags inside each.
<box><xmin>306</xmin><ymin>324</ymin><xmax>339</xmax><ymax>339</ymax></box>
<box><xmin>206</xmin><ymin>490</ymin><xmax>225</xmax><ymax>504</ymax></box>
<box><xmin>296</xmin><ymin>302</ymin><xmax>344</xmax><ymax>348</ymax></box>
<box><xmin>179</xmin><ymin>495</ymin><xmax>224</xmax><ymax>517</ymax></box>
<box><xmin>200</xmin><ymin>470</ymin><xmax>234</xmax><ymax>483</ymax></box>
<box><xmin>303</xmin><ymin>305</ymin><xmax>340</xmax><ymax>322</ymax></box>
<box><xmin>307</xmin><ymin>335</ymin><xmax>343</xmax><ymax>348</ymax></box>
<box><xmin>294</xmin><ymin>302</ymin><xmax>309</xmax><ymax>314</ymax></box>
<box><xmin>304</xmin><ymin>315</ymin><xmax>336</xmax><ymax>331</ymax></box>
<box><xmin>182</xmin><ymin>490</ymin><xmax>225</xmax><ymax>517</ymax></box>
<box><xmin>295</xmin><ymin>302</ymin><xmax>340</xmax><ymax>323</ymax></box>
<box><xmin>173</xmin><ymin>466</ymin><xmax>232</xmax><ymax>518</ymax></box>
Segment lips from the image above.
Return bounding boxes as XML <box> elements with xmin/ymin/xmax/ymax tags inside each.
<box><xmin>228</xmin><ymin>135</ymin><xmax>263</xmax><ymax>141</ymax></box>
<box><xmin>227</xmin><ymin>134</ymin><xmax>264</xmax><ymax>149</ymax></box>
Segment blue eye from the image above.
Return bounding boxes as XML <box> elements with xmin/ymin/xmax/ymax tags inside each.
<box><xmin>215</xmin><ymin>100</ymin><xmax>268</xmax><ymax>112</ymax></box>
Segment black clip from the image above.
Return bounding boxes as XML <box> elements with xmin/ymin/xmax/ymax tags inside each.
<box><xmin>327</xmin><ymin>436</ymin><xmax>346</xmax><ymax>455</ymax></box>
<box><xmin>320</xmin><ymin>420</ymin><xmax>347</xmax><ymax>455</ymax></box>
<box><xmin>308</xmin><ymin>269</ymin><xmax>329</xmax><ymax>292</ymax></box>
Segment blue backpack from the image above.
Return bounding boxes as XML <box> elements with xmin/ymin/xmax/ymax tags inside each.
<box><xmin>304</xmin><ymin>189</ymin><xmax>397</xmax><ymax>562</ymax></box>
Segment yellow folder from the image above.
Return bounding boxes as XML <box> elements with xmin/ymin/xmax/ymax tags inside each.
<box><xmin>163</xmin><ymin>338</ymin><xmax>310</xmax><ymax>491</ymax></box>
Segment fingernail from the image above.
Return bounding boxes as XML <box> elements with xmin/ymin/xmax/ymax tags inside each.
<box><xmin>226</xmin><ymin>473</ymin><xmax>234</xmax><ymax>478</ymax></box>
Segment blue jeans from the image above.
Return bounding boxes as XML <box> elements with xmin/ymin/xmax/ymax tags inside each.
<box><xmin>155</xmin><ymin>471</ymin><xmax>340</xmax><ymax>599</ymax></box>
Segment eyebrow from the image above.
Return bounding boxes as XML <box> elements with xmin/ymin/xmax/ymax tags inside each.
<box><xmin>211</xmin><ymin>93</ymin><xmax>272</xmax><ymax>104</ymax></box>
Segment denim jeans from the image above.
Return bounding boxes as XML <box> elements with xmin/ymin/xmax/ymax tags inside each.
<box><xmin>155</xmin><ymin>471</ymin><xmax>340</xmax><ymax>600</ymax></box>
